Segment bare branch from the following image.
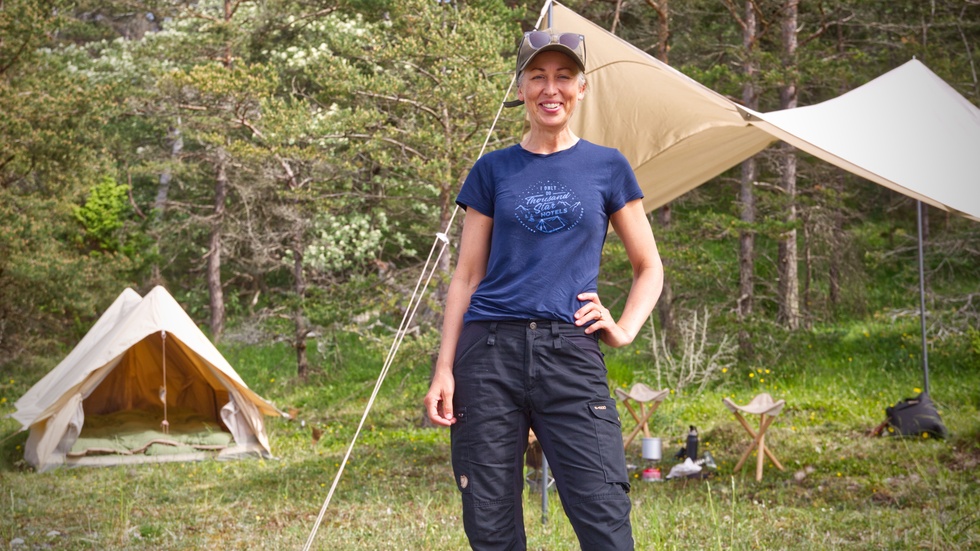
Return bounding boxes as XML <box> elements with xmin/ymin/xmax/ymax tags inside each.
<box><xmin>720</xmin><ymin>0</ymin><xmax>747</xmax><ymax>31</ymax></box>
<box><xmin>127</xmin><ymin>172</ymin><xmax>146</xmax><ymax>220</ymax></box>
<box><xmin>355</xmin><ymin>90</ymin><xmax>443</xmax><ymax>123</ymax></box>
<box><xmin>0</xmin><ymin>37</ymin><xmax>30</xmax><ymax>77</ymax></box>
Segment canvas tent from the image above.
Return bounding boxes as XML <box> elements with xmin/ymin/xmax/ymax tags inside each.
<box><xmin>548</xmin><ymin>1</ymin><xmax>980</xmax><ymax>221</ymax></box>
<box><xmin>12</xmin><ymin>286</ymin><xmax>286</xmax><ymax>472</ymax></box>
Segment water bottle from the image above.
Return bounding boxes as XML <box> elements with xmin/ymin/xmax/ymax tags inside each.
<box><xmin>686</xmin><ymin>425</ymin><xmax>699</xmax><ymax>461</ymax></box>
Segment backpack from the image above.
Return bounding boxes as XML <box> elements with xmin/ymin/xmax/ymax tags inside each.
<box><xmin>883</xmin><ymin>392</ymin><xmax>948</xmax><ymax>439</ymax></box>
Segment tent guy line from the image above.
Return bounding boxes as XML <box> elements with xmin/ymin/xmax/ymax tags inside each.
<box><xmin>300</xmin><ymin>34</ymin><xmax>525</xmax><ymax>551</ymax></box>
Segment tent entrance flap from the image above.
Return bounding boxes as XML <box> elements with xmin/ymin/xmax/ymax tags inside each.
<box><xmin>82</xmin><ymin>333</ymin><xmax>229</xmax><ymax>427</ymax></box>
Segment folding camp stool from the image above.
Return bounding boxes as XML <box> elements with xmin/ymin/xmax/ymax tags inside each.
<box><xmin>615</xmin><ymin>383</ymin><xmax>669</xmax><ymax>450</ymax></box>
<box><xmin>723</xmin><ymin>393</ymin><xmax>786</xmax><ymax>481</ymax></box>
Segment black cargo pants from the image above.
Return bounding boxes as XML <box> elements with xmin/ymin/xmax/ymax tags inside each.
<box><xmin>450</xmin><ymin>320</ymin><xmax>633</xmax><ymax>551</ymax></box>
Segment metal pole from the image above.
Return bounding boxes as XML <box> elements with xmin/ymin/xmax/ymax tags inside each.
<box><xmin>540</xmin><ymin>454</ymin><xmax>549</xmax><ymax>524</ymax></box>
<box><xmin>917</xmin><ymin>200</ymin><xmax>930</xmax><ymax>394</ymax></box>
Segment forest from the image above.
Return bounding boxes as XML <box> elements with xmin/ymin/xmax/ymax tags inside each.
<box><xmin>2</xmin><ymin>0</ymin><xmax>979</xmax><ymax>375</ymax></box>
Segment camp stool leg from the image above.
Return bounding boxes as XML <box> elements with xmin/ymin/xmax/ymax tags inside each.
<box><xmin>731</xmin><ymin>412</ymin><xmax>783</xmax><ymax>475</ymax></box>
<box><xmin>724</xmin><ymin>394</ymin><xmax>786</xmax><ymax>481</ymax></box>
<box><xmin>622</xmin><ymin>400</ymin><xmax>660</xmax><ymax>449</ymax></box>
<box><xmin>616</xmin><ymin>384</ymin><xmax>669</xmax><ymax>451</ymax></box>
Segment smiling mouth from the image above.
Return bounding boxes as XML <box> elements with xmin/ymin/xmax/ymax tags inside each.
<box><xmin>541</xmin><ymin>102</ymin><xmax>562</xmax><ymax>109</ymax></box>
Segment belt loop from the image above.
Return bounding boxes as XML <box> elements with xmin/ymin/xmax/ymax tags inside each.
<box><xmin>551</xmin><ymin>321</ymin><xmax>561</xmax><ymax>349</ymax></box>
<box><xmin>487</xmin><ymin>322</ymin><xmax>498</xmax><ymax>346</ymax></box>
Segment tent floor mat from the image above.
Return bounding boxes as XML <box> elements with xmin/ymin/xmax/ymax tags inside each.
<box><xmin>68</xmin><ymin>409</ymin><xmax>233</xmax><ymax>460</ymax></box>
<box><xmin>66</xmin><ymin>451</ymin><xmax>214</xmax><ymax>468</ymax></box>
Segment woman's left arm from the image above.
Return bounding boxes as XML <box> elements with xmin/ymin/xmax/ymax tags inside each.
<box><xmin>576</xmin><ymin>198</ymin><xmax>663</xmax><ymax>348</ymax></box>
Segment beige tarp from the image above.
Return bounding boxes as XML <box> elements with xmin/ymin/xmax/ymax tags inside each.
<box><xmin>12</xmin><ymin>286</ymin><xmax>286</xmax><ymax>472</ymax></box>
<box><xmin>739</xmin><ymin>59</ymin><xmax>980</xmax><ymax>222</ymax></box>
<box><xmin>549</xmin><ymin>2</ymin><xmax>775</xmax><ymax>213</ymax></box>
<box><xmin>549</xmin><ymin>1</ymin><xmax>980</xmax><ymax>221</ymax></box>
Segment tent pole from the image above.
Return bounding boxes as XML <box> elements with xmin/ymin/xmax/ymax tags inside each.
<box><xmin>917</xmin><ymin>200</ymin><xmax>930</xmax><ymax>394</ymax></box>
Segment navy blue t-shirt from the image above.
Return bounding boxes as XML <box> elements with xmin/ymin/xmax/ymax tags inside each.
<box><xmin>456</xmin><ymin>140</ymin><xmax>643</xmax><ymax>324</ymax></box>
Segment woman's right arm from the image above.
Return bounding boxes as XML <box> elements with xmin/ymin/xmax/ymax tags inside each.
<box><xmin>424</xmin><ymin>209</ymin><xmax>493</xmax><ymax>426</ymax></box>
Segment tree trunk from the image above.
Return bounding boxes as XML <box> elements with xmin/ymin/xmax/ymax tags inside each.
<box><xmin>208</xmin><ymin>150</ymin><xmax>228</xmax><ymax>341</ymax></box>
<box><xmin>656</xmin><ymin>208</ymin><xmax>675</xmax><ymax>348</ymax></box>
<box><xmin>292</xmin><ymin>232</ymin><xmax>309</xmax><ymax>380</ymax></box>
<box><xmin>155</xmin><ymin>119</ymin><xmax>182</xmax><ymax>216</ymax></box>
<box><xmin>826</xmin><ymin>15</ymin><xmax>850</xmax><ymax>313</ymax></box>
<box><xmin>437</xmin><ymin>103</ymin><xmax>454</xmax><ymax>307</ymax></box>
<box><xmin>206</xmin><ymin>0</ymin><xmax>236</xmax><ymax>342</ymax></box>
<box><xmin>737</xmin><ymin>0</ymin><xmax>759</xmax><ymax>355</ymax></box>
<box><xmin>802</xmin><ymin>209</ymin><xmax>812</xmax><ymax>328</ymax></box>
<box><xmin>645</xmin><ymin>0</ymin><xmax>675</xmax><ymax>347</ymax></box>
<box><xmin>777</xmin><ymin>0</ymin><xmax>801</xmax><ymax>330</ymax></box>
<box><xmin>151</xmin><ymin>118</ymin><xmax>183</xmax><ymax>285</ymax></box>
<box><xmin>829</xmin><ymin>171</ymin><xmax>843</xmax><ymax>309</ymax></box>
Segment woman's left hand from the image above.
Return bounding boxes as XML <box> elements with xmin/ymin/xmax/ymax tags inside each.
<box><xmin>574</xmin><ymin>292</ymin><xmax>633</xmax><ymax>348</ymax></box>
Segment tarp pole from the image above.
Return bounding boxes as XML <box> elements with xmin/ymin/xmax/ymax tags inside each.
<box><xmin>917</xmin><ymin>200</ymin><xmax>930</xmax><ymax>394</ymax></box>
<box><xmin>541</xmin><ymin>453</ymin><xmax>549</xmax><ymax>524</ymax></box>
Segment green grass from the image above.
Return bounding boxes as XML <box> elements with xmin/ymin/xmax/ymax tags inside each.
<box><xmin>1</xmin><ymin>317</ymin><xmax>979</xmax><ymax>550</ymax></box>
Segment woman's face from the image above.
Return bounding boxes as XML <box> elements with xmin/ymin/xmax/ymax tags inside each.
<box><xmin>518</xmin><ymin>50</ymin><xmax>586</xmax><ymax>133</ymax></box>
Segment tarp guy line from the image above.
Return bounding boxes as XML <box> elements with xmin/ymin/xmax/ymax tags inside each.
<box><xmin>301</xmin><ymin>10</ymin><xmax>534</xmax><ymax>546</ymax></box>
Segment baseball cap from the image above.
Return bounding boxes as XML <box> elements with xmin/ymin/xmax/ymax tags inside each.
<box><xmin>503</xmin><ymin>30</ymin><xmax>587</xmax><ymax>108</ymax></box>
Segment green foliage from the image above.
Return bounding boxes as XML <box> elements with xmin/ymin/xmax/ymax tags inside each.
<box><xmin>0</xmin><ymin>191</ymin><xmax>140</xmax><ymax>363</ymax></box>
<box><xmin>73</xmin><ymin>175</ymin><xmax>129</xmax><ymax>252</ymax></box>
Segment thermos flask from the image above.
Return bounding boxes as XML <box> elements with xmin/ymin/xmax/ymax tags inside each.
<box><xmin>686</xmin><ymin>425</ymin><xmax>699</xmax><ymax>461</ymax></box>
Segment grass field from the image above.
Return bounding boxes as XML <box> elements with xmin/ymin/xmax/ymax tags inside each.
<box><xmin>2</xmin><ymin>315</ymin><xmax>978</xmax><ymax>550</ymax></box>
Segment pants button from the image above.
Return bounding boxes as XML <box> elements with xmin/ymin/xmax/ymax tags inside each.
<box><xmin>529</xmin><ymin>321</ymin><xmax>537</xmax><ymax>330</ymax></box>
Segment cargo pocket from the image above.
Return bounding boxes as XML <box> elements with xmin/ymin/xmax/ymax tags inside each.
<box><xmin>450</xmin><ymin>407</ymin><xmax>472</xmax><ymax>494</ymax></box>
<box><xmin>588</xmin><ymin>399</ymin><xmax>629</xmax><ymax>485</ymax></box>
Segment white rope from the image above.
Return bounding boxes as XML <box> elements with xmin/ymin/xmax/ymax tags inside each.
<box><xmin>160</xmin><ymin>330</ymin><xmax>169</xmax><ymax>435</ymax></box>
<box><xmin>302</xmin><ymin>4</ymin><xmax>549</xmax><ymax>546</ymax></box>
<box><xmin>301</xmin><ymin>236</ymin><xmax>449</xmax><ymax>551</ymax></box>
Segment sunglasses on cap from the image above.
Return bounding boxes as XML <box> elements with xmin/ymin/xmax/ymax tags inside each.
<box><xmin>516</xmin><ymin>30</ymin><xmax>586</xmax><ymax>74</ymax></box>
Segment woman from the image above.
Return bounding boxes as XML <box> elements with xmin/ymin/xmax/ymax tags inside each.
<box><xmin>424</xmin><ymin>29</ymin><xmax>664</xmax><ymax>550</ymax></box>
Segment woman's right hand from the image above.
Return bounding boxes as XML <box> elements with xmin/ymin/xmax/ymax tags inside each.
<box><xmin>424</xmin><ymin>369</ymin><xmax>456</xmax><ymax>426</ymax></box>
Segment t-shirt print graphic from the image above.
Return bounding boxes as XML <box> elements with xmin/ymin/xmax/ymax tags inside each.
<box><xmin>515</xmin><ymin>181</ymin><xmax>583</xmax><ymax>234</ymax></box>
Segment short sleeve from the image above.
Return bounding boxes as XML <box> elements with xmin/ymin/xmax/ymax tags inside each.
<box><xmin>456</xmin><ymin>156</ymin><xmax>495</xmax><ymax>218</ymax></box>
<box><xmin>605</xmin><ymin>149</ymin><xmax>643</xmax><ymax>215</ymax></box>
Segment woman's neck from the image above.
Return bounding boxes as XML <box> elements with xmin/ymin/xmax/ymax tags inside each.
<box><xmin>521</xmin><ymin>128</ymin><xmax>580</xmax><ymax>155</ymax></box>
